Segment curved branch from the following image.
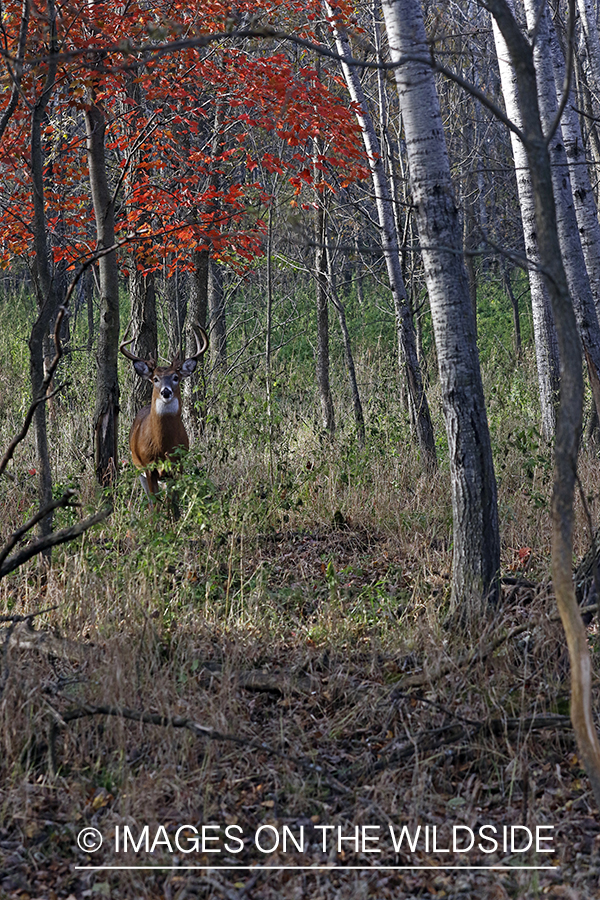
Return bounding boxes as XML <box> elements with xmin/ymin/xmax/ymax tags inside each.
<box><xmin>0</xmin><ymin>508</ymin><xmax>110</xmax><ymax>579</ymax></box>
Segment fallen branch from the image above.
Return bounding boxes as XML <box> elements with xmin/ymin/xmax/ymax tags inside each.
<box><xmin>391</xmin><ymin>622</ymin><xmax>533</xmax><ymax>692</ymax></box>
<box><xmin>0</xmin><ymin>507</ymin><xmax>110</xmax><ymax>579</ymax></box>
<box><xmin>0</xmin><ymin>490</ymin><xmax>79</xmax><ymax>572</ymax></box>
<box><xmin>48</xmin><ymin>702</ymin><xmax>350</xmax><ymax>793</ymax></box>
<box><xmin>371</xmin><ymin>714</ymin><xmax>572</xmax><ymax>772</ymax></box>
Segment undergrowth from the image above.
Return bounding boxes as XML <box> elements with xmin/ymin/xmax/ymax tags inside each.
<box><xmin>0</xmin><ymin>281</ymin><xmax>599</xmax><ymax>898</ymax></box>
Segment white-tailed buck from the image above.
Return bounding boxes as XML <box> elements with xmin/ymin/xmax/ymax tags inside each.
<box><xmin>120</xmin><ymin>323</ymin><xmax>209</xmax><ymax>498</ymax></box>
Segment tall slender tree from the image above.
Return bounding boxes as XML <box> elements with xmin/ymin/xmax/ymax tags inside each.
<box><xmin>381</xmin><ymin>0</ymin><xmax>500</xmax><ymax>611</ymax></box>
<box><xmin>486</xmin><ymin>0</ymin><xmax>600</xmax><ymax>811</ymax></box>
<box><xmin>491</xmin><ymin>9</ymin><xmax>560</xmax><ymax>438</ymax></box>
<box><xmin>325</xmin><ymin>1</ymin><xmax>437</xmax><ymax>469</ymax></box>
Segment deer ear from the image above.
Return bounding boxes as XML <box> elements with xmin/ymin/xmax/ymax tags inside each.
<box><xmin>180</xmin><ymin>359</ymin><xmax>198</xmax><ymax>377</ymax></box>
<box><xmin>133</xmin><ymin>360</ymin><xmax>153</xmax><ymax>380</ymax></box>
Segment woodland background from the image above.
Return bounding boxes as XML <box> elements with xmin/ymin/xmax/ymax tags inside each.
<box><xmin>0</xmin><ymin>0</ymin><xmax>600</xmax><ymax>897</ymax></box>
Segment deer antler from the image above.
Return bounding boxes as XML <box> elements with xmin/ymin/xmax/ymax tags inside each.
<box><xmin>119</xmin><ymin>319</ymin><xmax>156</xmax><ymax>368</ymax></box>
<box><xmin>188</xmin><ymin>325</ymin><xmax>209</xmax><ymax>361</ymax></box>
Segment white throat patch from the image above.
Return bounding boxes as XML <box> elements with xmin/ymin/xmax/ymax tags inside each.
<box><xmin>155</xmin><ymin>396</ymin><xmax>180</xmax><ymax>416</ymax></box>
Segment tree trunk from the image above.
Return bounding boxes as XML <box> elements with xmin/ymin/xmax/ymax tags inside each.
<box><xmin>487</xmin><ymin>0</ymin><xmax>600</xmax><ymax>812</ymax></box>
<box><xmin>125</xmin><ymin>71</ymin><xmax>158</xmax><ymax>413</ymax></box>
<box><xmin>382</xmin><ymin>0</ymin><xmax>500</xmax><ymax>612</ymax></box>
<box><xmin>353</xmin><ymin>233</ymin><xmax>365</xmax><ymax>307</ymax></box>
<box><xmin>184</xmin><ymin>247</ymin><xmax>209</xmax><ymax>440</ymax></box>
<box><xmin>576</xmin><ymin>0</ymin><xmax>600</xmax><ymax>103</ymax></box>
<box><xmin>573</xmin><ymin>56</ymin><xmax>600</xmax><ymax>207</ymax></box>
<box><xmin>86</xmin><ymin>268</ymin><xmax>95</xmax><ymax>353</ymax></box>
<box><xmin>328</xmin><ymin>245</ymin><xmax>365</xmax><ymax>445</ymax></box>
<box><xmin>326</xmin><ymin>1</ymin><xmax>437</xmax><ymax>469</ymax></box>
<box><xmin>524</xmin><ymin>0</ymin><xmax>600</xmax><ymax>425</ymax></box>
<box><xmin>266</xmin><ymin>203</ymin><xmax>275</xmax><ymax>480</ymax></box>
<box><xmin>548</xmin><ymin>12</ymin><xmax>600</xmax><ymax>320</ymax></box>
<box><xmin>85</xmin><ymin>102</ymin><xmax>120</xmax><ymax>485</ymax></box>
<box><xmin>502</xmin><ymin>263</ymin><xmax>521</xmax><ymax>357</ymax></box>
<box><xmin>315</xmin><ymin>187</ymin><xmax>335</xmax><ymax>436</ymax></box>
<box><xmin>165</xmin><ymin>265</ymin><xmax>187</xmax><ymax>357</ymax></box>
<box><xmin>209</xmin><ymin>259</ymin><xmax>227</xmax><ymax>368</ymax></box>
<box><xmin>29</xmin><ymin>0</ymin><xmax>58</xmax><ymax>560</ymax></box>
<box><xmin>491</xmin><ymin>11</ymin><xmax>560</xmax><ymax>439</ymax></box>
<box><xmin>129</xmin><ymin>271</ymin><xmax>157</xmax><ymax>412</ymax></box>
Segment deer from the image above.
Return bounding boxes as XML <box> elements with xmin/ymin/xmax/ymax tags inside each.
<box><xmin>120</xmin><ymin>322</ymin><xmax>209</xmax><ymax>501</ymax></box>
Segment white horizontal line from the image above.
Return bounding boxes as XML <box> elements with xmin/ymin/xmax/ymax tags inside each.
<box><xmin>75</xmin><ymin>865</ymin><xmax>559</xmax><ymax>871</ymax></box>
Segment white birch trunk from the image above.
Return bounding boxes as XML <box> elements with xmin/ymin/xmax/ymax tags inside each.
<box><xmin>487</xmin><ymin>0</ymin><xmax>600</xmax><ymax>812</ymax></box>
<box><xmin>381</xmin><ymin>0</ymin><xmax>499</xmax><ymax>611</ymax></box>
<box><xmin>491</xmin><ymin>13</ymin><xmax>559</xmax><ymax>439</ymax></box>
<box><xmin>524</xmin><ymin>0</ymin><xmax>600</xmax><ymax>420</ymax></box>
<box><xmin>577</xmin><ymin>0</ymin><xmax>600</xmax><ymax>102</ymax></box>
<box><xmin>547</xmin><ymin>10</ymin><xmax>600</xmax><ymax>319</ymax></box>
<box><xmin>324</xmin><ymin>0</ymin><xmax>437</xmax><ymax>469</ymax></box>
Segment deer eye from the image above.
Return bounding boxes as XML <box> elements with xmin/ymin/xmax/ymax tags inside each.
<box><xmin>153</xmin><ymin>377</ymin><xmax>159</xmax><ymax>384</ymax></box>
<box><xmin>172</xmin><ymin>375</ymin><xmax>179</xmax><ymax>384</ymax></box>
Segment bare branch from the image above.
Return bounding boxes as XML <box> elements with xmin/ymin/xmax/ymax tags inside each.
<box><xmin>544</xmin><ymin>0</ymin><xmax>576</xmax><ymax>144</ymax></box>
<box><xmin>0</xmin><ymin>0</ymin><xmax>30</xmax><ymax>142</ymax></box>
<box><xmin>50</xmin><ymin>703</ymin><xmax>350</xmax><ymax>793</ymax></box>
<box><xmin>0</xmin><ymin>490</ymin><xmax>78</xmax><ymax>571</ymax></box>
<box><xmin>0</xmin><ymin>508</ymin><xmax>110</xmax><ymax>579</ymax></box>
<box><xmin>0</xmin><ymin>305</ymin><xmax>66</xmax><ymax>477</ymax></box>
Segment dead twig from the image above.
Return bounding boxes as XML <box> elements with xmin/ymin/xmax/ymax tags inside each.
<box><xmin>48</xmin><ymin>702</ymin><xmax>352</xmax><ymax>793</ymax></box>
<box><xmin>371</xmin><ymin>714</ymin><xmax>572</xmax><ymax>772</ymax></box>
<box><xmin>0</xmin><ymin>306</ymin><xmax>66</xmax><ymax>477</ymax></box>
<box><xmin>0</xmin><ymin>507</ymin><xmax>110</xmax><ymax>579</ymax></box>
<box><xmin>391</xmin><ymin>622</ymin><xmax>533</xmax><ymax>692</ymax></box>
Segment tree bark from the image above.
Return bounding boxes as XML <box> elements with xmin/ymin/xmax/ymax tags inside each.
<box><xmin>523</xmin><ymin>0</ymin><xmax>600</xmax><ymax>424</ymax></box>
<box><xmin>125</xmin><ymin>71</ymin><xmax>158</xmax><ymax>413</ymax></box>
<box><xmin>491</xmin><ymin>10</ymin><xmax>560</xmax><ymax>439</ymax></box>
<box><xmin>315</xmin><ymin>186</ymin><xmax>336</xmax><ymax>436</ymax></box>
<box><xmin>486</xmin><ymin>0</ymin><xmax>600</xmax><ymax>812</ymax></box>
<box><xmin>85</xmin><ymin>101</ymin><xmax>120</xmax><ymax>485</ymax></box>
<box><xmin>547</xmin><ymin>11</ymin><xmax>600</xmax><ymax>320</ymax></box>
<box><xmin>502</xmin><ymin>263</ymin><xmax>521</xmax><ymax>357</ymax></box>
<box><xmin>209</xmin><ymin>259</ymin><xmax>227</xmax><ymax>368</ymax></box>
<box><xmin>382</xmin><ymin>0</ymin><xmax>500</xmax><ymax>612</ymax></box>
<box><xmin>129</xmin><ymin>271</ymin><xmax>157</xmax><ymax>412</ymax></box>
<box><xmin>184</xmin><ymin>247</ymin><xmax>209</xmax><ymax>440</ymax></box>
<box><xmin>327</xmin><ymin>244</ymin><xmax>366</xmax><ymax>445</ymax></box>
<box><xmin>29</xmin><ymin>0</ymin><xmax>58</xmax><ymax>560</ymax></box>
<box><xmin>575</xmin><ymin>0</ymin><xmax>600</xmax><ymax>102</ymax></box>
<box><xmin>326</xmin><ymin>0</ymin><xmax>437</xmax><ymax>468</ymax></box>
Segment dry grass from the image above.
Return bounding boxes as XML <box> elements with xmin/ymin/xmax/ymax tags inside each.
<box><xmin>0</xmin><ymin>335</ymin><xmax>600</xmax><ymax>898</ymax></box>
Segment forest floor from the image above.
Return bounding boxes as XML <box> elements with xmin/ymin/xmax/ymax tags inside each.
<box><xmin>1</xmin><ymin>517</ymin><xmax>599</xmax><ymax>900</ymax></box>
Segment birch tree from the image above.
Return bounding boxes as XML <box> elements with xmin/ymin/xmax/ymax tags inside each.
<box><xmin>325</xmin><ymin>0</ymin><xmax>437</xmax><ymax>469</ymax></box>
<box><xmin>381</xmin><ymin>0</ymin><xmax>500</xmax><ymax>611</ymax></box>
<box><xmin>575</xmin><ymin>0</ymin><xmax>600</xmax><ymax>101</ymax></box>
<box><xmin>547</xmin><ymin>8</ymin><xmax>600</xmax><ymax>318</ymax></box>
<box><xmin>523</xmin><ymin>0</ymin><xmax>600</xmax><ymax>421</ymax></box>
<box><xmin>491</xmin><ymin>10</ymin><xmax>560</xmax><ymax>438</ymax></box>
<box><xmin>315</xmin><ymin>177</ymin><xmax>336</xmax><ymax>436</ymax></box>
<box><xmin>485</xmin><ymin>0</ymin><xmax>600</xmax><ymax>810</ymax></box>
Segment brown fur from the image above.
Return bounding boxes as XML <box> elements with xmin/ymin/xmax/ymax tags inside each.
<box><xmin>120</xmin><ymin>324</ymin><xmax>208</xmax><ymax>498</ymax></box>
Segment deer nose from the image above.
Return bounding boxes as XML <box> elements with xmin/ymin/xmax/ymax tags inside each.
<box><xmin>161</xmin><ymin>386</ymin><xmax>173</xmax><ymax>400</ymax></box>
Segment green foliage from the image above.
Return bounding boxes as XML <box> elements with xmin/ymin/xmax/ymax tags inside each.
<box><xmin>476</xmin><ymin>269</ymin><xmax>533</xmax><ymax>364</ymax></box>
<box><xmin>0</xmin><ymin>266</ymin><xmax>566</xmax><ymax>618</ymax></box>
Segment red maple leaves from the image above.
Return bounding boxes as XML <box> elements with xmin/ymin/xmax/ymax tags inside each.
<box><xmin>0</xmin><ymin>0</ymin><xmax>368</xmax><ymax>276</ymax></box>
